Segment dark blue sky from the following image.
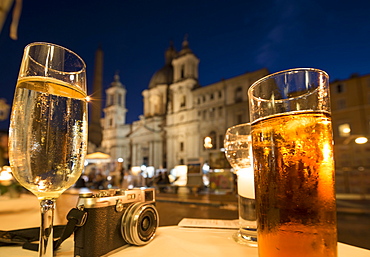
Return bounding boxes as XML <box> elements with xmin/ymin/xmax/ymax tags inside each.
<box><xmin>1</xmin><ymin>0</ymin><xmax>370</xmax><ymax>130</ymax></box>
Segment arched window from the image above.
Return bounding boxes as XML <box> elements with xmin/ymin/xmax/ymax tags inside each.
<box><xmin>181</xmin><ymin>65</ymin><xmax>185</xmax><ymax>79</ymax></box>
<box><xmin>108</xmin><ymin>95</ymin><xmax>113</xmax><ymax>106</ymax></box>
<box><xmin>118</xmin><ymin>93</ymin><xmax>122</xmax><ymax>106</ymax></box>
<box><xmin>180</xmin><ymin>95</ymin><xmax>186</xmax><ymax>107</ymax></box>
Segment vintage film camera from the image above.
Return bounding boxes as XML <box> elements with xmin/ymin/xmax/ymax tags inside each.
<box><xmin>74</xmin><ymin>188</ymin><xmax>159</xmax><ymax>257</ymax></box>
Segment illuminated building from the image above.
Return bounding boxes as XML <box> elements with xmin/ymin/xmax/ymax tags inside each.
<box><xmin>100</xmin><ymin>38</ymin><xmax>370</xmax><ymax>195</ymax></box>
<box><xmin>101</xmin><ymin>38</ymin><xmax>268</xmax><ymax>171</ymax></box>
<box><xmin>330</xmin><ymin>74</ymin><xmax>370</xmax><ymax>194</ymax></box>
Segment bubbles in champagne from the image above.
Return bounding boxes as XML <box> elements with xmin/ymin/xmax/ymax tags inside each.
<box><xmin>9</xmin><ymin>77</ymin><xmax>87</xmax><ymax>199</ymax></box>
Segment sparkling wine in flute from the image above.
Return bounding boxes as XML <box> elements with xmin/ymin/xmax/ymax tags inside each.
<box><xmin>9</xmin><ymin>42</ymin><xmax>87</xmax><ymax>257</ymax></box>
<box><xmin>251</xmin><ymin>111</ymin><xmax>337</xmax><ymax>257</ymax></box>
<box><xmin>9</xmin><ymin>77</ymin><xmax>87</xmax><ymax>200</ymax></box>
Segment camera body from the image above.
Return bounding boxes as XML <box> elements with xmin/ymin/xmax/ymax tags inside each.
<box><xmin>74</xmin><ymin>188</ymin><xmax>159</xmax><ymax>257</ymax></box>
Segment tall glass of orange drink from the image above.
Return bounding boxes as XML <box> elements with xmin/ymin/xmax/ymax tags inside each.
<box><xmin>248</xmin><ymin>68</ymin><xmax>337</xmax><ymax>257</ymax></box>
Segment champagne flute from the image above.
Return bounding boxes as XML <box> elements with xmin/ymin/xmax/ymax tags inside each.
<box><xmin>224</xmin><ymin>123</ymin><xmax>257</xmax><ymax>247</ymax></box>
<box><xmin>8</xmin><ymin>42</ymin><xmax>88</xmax><ymax>257</ymax></box>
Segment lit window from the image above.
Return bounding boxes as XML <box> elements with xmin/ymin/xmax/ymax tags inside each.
<box><xmin>204</xmin><ymin>136</ymin><xmax>213</xmax><ymax>149</ymax></box>
<box><xmin>339</xmin><ymin>123</ymin><xmax>351</xmax><ymax>137</ymax></box>
<box><xmin>204</xmin><ymin>131</ymin><xmax>217</xmax><ymax>149</ymax></box>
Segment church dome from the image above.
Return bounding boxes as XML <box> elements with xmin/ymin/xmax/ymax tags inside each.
<box><xmin>148</xmin><ymin>63</ymin><xmax>173</xmax><ymax>89</ymax></box>
<box><xmin>148</xmin><ymin>42</ymin><xmax>177</xmax><ymax>89</ymax></box>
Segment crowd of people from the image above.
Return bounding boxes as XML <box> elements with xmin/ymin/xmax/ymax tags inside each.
<box><xmin>75</xmin><ymin>165</ymin><xmax>174</xmax><ymax>192</ymax></box>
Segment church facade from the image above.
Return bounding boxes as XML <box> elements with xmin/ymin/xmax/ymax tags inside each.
<box><xmin>101</xmin><ymin>38</ymin><xmax>268</xmax><ymax>171</ymax></box>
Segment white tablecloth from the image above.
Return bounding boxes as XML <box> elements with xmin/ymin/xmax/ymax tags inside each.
<box><xmin>0</xmin><ymin>194</ymin><xmax>41</xmax><ymax>230</ymax></box>
<box><xmin>0</xmin><ymin>195</ymin><xmax>369</xmax><ymax>256</ymax></box>
<box><xmin>0</xmin><ymin>194</ymin><xmax>65</xmax><ymax>230</ymax></box>
<box><xmin>0</xmin><ymin>226</ymin><xmax>369</xmax><ymax>257</ymax></box>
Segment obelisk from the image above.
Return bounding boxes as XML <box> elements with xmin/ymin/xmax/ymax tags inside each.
<box><xmin>88</xmin><ymin>46</ymin><xmax>103</xmax><ymax>147</ymax></box>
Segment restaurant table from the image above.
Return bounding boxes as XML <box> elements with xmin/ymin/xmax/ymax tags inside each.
<box><xmin>0</xmin><ymin>195</ymin><xmax>369</xmax><ymax>256</ymax></box>
<box><xmin>0</xmin><ymin>194</ymin><xmax>64</xmax><ymax>230</ymax></box>
<box><xmin>0</xmin><ymin>226</ymin><xmax>369</xmax><ymax>257</ymax></box>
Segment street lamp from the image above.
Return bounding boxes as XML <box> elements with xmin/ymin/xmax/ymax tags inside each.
<box><xmin>355</xmin><ymin>136</ymin><xmax>368</xmax><ymax>144</ymax></box>
<box><xmin>339</xmin><ymin>135</ymin><xmax>369</xmax><ymax>199</ymax></box>
<box><xmin>204</xmin><ymin>136</ymin><xmax>213</xmax><ymax>149</ymax></box>
<box><xmin>343</xmin><ymin>135</ymin><xmax>369</xmax><ymax>145</ymax></box>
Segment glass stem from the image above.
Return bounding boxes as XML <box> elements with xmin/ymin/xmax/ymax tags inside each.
<box><xmin>39</xmin><ymin>199</ymin><xmax>55</xmax><ymax>257</ymax></box>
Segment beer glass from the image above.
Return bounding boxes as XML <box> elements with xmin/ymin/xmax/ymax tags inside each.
<box><xmin>224</xmin><ymin>123</ymin><xmax>257</xmax><ymax>247</ymax></box>
<box><xmin>9</xmin><ymin>42</ymin><xmax>88</xmax><ymax>257</ymax></box>
<box><xmin>248</xmin><ymin>68</ymin><xmax>337</xmax><ymax>257</ymax></box>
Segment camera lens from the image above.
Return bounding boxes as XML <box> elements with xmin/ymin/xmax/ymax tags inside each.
<box><xmin>121</xmin><ymin>203</ymin><xmax>159</xmax><ymax>245</ymax></box>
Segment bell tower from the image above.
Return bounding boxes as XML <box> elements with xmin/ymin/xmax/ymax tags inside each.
<box><xmin>172</xmin><ymin>35</ymin><xmax>199</xmax><ymax>83</ymax></box>
<box><xmin>101</xmin><ymin>73</ymin><xmax>129</xmax><ymax>161</ymax></box>
<box><xmin>165</xmin><ymin>36</ymin><xmax>200</xmax><ymax>169</ymax></box>
<box><xmin>103</xmin><ymin>73</ymin><xmax>127</xmax><ymax>128</ymax></box>
<box><xmin>169</xmin><ymin>36</ymin><xmax>200</xmax><ymax>114</ymax></box>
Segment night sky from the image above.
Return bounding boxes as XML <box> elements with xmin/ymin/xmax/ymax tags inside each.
<box><xmin>1</xmin><ymin>0</ymin><xmax>370</xmax><ymax>131</ymax></box>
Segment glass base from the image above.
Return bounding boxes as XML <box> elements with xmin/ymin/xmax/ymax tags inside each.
<box><xmin>232</xmin><ymin>230</ymin><xmax>258</xmax><ymax>247</ymax></box>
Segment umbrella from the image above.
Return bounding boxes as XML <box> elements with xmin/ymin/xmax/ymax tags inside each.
<box><xmin>85</xmin><ymin>152</ymin><xmax>112</xmax><ymax>163</ymax></box>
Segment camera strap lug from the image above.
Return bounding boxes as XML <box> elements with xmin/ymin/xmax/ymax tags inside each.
<box><xmin>68</xmin><ymin>207</ymin><xmax>88</xmax><ymax>227</ymax></box>
<box><xmin>52</xmin><ymin>208</ymin><xmax>88</xmax><ymax>250</ymax></box>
